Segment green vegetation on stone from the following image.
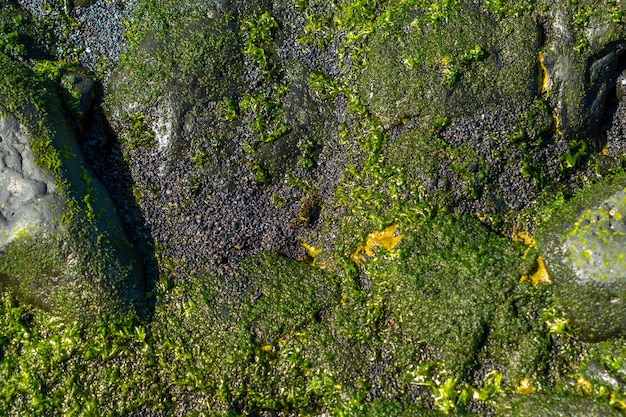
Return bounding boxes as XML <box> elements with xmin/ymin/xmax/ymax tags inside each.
<box><xmin>3</xmin><ymin>0</ymin><xmax>626</xmax><ymax>415</ymax></box>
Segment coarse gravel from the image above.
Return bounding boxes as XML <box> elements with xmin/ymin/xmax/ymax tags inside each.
<box><xmin>17</xmin><ymin>0</ymin><xmax>136</xmax><ymax>80</ymax></box>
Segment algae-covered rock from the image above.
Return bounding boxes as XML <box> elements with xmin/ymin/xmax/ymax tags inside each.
<box><xmin>359</xmin><ymin>2</ymin><xmax>538</xmax><ymax>124</ymax></box>
<box><xmin>542</xmin><ymin>1</ymin><xmax>626</xmax><ymax>139</ymax></box>
<box><xmin>0</xmin><ymin>54</ymin><xmax>143</xmax><ymax>320</ymax></box>
<box><xmin>539</xmin><ymin>174</ymin><xmax>626</xmax><ymax>341</ymax></box>
<box><xmin>104</xmin><ymin>0</ymin><xmax>245</xmax><ymax>168</ymax></box>
<box><xmin>364</xmin><ymin>213</ymin><xmax>526</xmax><ymax>377</ymax></box>
<box><xmin>501</xmin><ymin>394</ymin><xmax>624</xmax><ymax>416</ymax></box>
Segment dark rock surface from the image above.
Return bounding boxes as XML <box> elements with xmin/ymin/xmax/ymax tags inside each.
<box><xmin>542</xmin><ymin>2</ymin><xmax>626</xmax><ymax>140</ymax></box>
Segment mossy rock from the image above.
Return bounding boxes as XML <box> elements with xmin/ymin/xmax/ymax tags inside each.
<box><xmin>104</xmin><ymin>0</ymin><xmax>246</xmax><ymax>161</ymax></box>
<box><xmin>542</xmin><ymin>0</ymin><xmax>626</xmax><ymax>139</ymax></box>
<box><xmin>365</xmin><ymin>213</ymin><xmax>527</xmax><ymax>378</ymax></box>
<box><xmin>358</xmin><ymin>2</ymin><xmax>538</xmax><ymax>124</ymax></box>
<box><xmin>0</xmin><ymin>54</ymin><xmax>144</xmax><ymax>321</ymax></box>
<box><xmin>538</xmin><ymin>173</ymin><xmax>626</xmax><ymax>341</ymax></box>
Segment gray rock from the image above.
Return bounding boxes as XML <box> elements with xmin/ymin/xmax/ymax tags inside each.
<box><xmin>585</xmin><ymin>361</ymin><xmax>625</xmax><ymax>391</ymax></box>
<box><xmin>0</xmin><ymin>106</ymin><xmax>144</xmax><ymax>320</ymax></box>
<box><xmin>0</xmin><ymin>114</ymin><xmax>60</xmax><ymax>244</ymax></box>
<box><xmin>539</xmin><ymin>174</ymin><xmax>626</xmax><ymax>341</ymax></box>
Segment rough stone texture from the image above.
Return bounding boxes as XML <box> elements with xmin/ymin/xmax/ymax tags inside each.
<box><xmin>539</xmin><ymin>174</ymin><xmax>626</xmax><ymax>341</ymax></box>
<box><xmin>502</xmin><ymin>394</ymin><xmax>624</xmax><ymax>416</ymax></box>
<box><xmin>359</xmin><ymin>2</ymin><xmax>539</xmax><ymax>125</ymax></box>
<box><xmin>0</xmin><ymin>113</ymin><xmax>60</xmax><ymax>244</ymax></box>
<box><xmin>0</xmin><ymin>107</ymin><xmax>144</xmax><ymax>320</ymax></box>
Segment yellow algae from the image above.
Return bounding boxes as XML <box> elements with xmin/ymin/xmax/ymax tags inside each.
<box><xmin>520</xmin><ymin>257</ymin><xmax>552</xmax><ymax>286</ymax></box>
<box><xmin>553</xmin><ymin>112</ymin><xmax>563</xmax><ymax>136</ymax></box>
<box><xmin>538</xmin><ymin>51</ymin><xmax>549</xmax><ymax>94</ymax></box>
<box><xmin>610</xmin><ymin>392</ymin><xmax>626</xmax><ymax>410</ymax></box>
<box><xmin>576</xmin><ymin>376</ymin><xmax>592</xmax><ymax>394</ymax></box>
<box><xmin>602</xmin><ymin>142</ymin><xmax>610</xmax><ymax>156</ymax></box>
<box><xmin>513</xmin><ymin>231</ymin><xmax>536</xmax><ymax>247</ymax></box>
<box><xmin>302</xmin><ymin>242</ymin><xmax>326</xmax><ymax>268</ymax></box>
<box><xmin>513</xmin><ymin>231</ymin><xmax>536</xmax><ymax>259</ymax></box>
<box><xmin>351</xmin><ymin>224</ymin><xmax>404</xmax><ymax>265</ymax></box>
<box><xmin>302</xmin><ymin>242</ymin><xmax>322</xmax><ymax>258</ymax></box>
<box><xmin>517</xmin><ymin>378</ymin><xmax>536</xmax><ymax>394</ymax></box>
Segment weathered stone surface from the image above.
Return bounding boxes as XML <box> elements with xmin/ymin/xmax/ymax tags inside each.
<box><xmin>0</xmin><ymin>113</ymin><xmax>59</xmax><ymax>244</ymax></box>
<box><xmin>542</xmin><ymin>3</ymin><xmax>626</xmax><ymax>139</ymax></box>
<box><xmin>539</xmin><ymin>174</ymin><xmax>626</xmax><ymax>341</ymax></box>
<box><xmin>0</xmin><ymin>107</ymin><xmax>144</xmax><ymax>320</ymax></box>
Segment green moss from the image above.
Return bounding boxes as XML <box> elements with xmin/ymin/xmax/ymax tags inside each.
<box><xmin>364</xmin><ymin>213</ymin><xmax>529</xmax><ymax>377</ymax></box>
<box><xmin>358</xmin><ymin>2</ymin><xmax>538</xmax><ymax>123</ymax></box>
<box><xmin>150</xmin><ymin>252</ymin><xmax>341</xmax><ymax>415</ymax></box>
<box><xmin>0</xmin><ymin>226</ymin><xmax>137</xmax><ymax>321</ymax></box>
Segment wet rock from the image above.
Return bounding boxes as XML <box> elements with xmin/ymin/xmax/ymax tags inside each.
<box><xmin>501</xmin><ymin>394</ymin><xmax>623</xmax><ymax>416</ymax></box>
<box><xmin>0</xmin><ymin>114</ymin><xmax>59</xmax><ymax>243</ymax></box>
<box><xmin>0</xmin><ymin>63</ymin><xmax>144</xmax><ymax>319</ymax></box>
<box><xmin>542</xmin><ymin>3</ymin><xmax>626</xmax><ymax>139</ymax></box>
<box><xmin>538</xmin><ymin>174</ymin><xmax>626</xmax><ymax>341</ymax></box>
<box><xmin>584</xmin><ymin>360</ymin><xmax>625</xmax><ymax>391</ymax></box>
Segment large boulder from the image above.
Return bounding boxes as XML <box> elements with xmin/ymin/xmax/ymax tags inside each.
<box><xmin>538</xmin><ymin>174</ymin><xmax>626</xmax><ymax>341</ymax></box>
<box><xmin>0</xmin><ymin>54</ymin><xmax>144</xmax><ymax>320</ymax></box>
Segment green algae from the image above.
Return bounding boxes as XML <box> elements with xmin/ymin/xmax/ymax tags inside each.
<box><xmin>358</xmin><ymin>2</ymin><xmax>538</xmax><ymax>124</ymax></box>
<box><xmin>1</xmin><ymin>0</ymin><xmax>626</xmax><ymax>415</ymax></box>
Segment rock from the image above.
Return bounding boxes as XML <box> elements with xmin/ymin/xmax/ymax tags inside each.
<box><xmin>501</xmin><ymin>394</ymin><xmax>623</xmax><ymax>416</ymax></box>
<box><xmin>358</xmin><ymin>2</ymin><xmax>539</xmax><ymax>125</ymax></box>
<box><xmin>0</xmin><ymin>113</ymin><xmax>60</xmax><ymax>244</ymax></box>
<box><xmin>104</xmin><ymin>1</ymin><xmax>245</xmax><ymax>170</ymax></box>
<box><xmin>0</xmin><ymin>55</ymin><xmax>144</xmax><ymax>320</ymax></box>
<box><xmin>542</xmin><ymin>3</ymin><xmax>626</xmax><ymax>139</ymax></box>
<box><xmin>584</xmin><ymin>360</ymin><xmax>625</xmax><ymax>391</ymax></box>
<box><xmin>538</xmin><ymin>174</ymin><xmax>626</xmax><ymax>341</ymax></box>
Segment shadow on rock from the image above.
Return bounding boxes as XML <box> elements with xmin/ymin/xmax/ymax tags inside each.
<box><xmin>0</xmin><ymin>53</ymin><xmax>153</xmax><ymax>322</ymax></box>
<box><xmin>77</xmin><ymin>82</ymin><xmax>160</xmax><ymax>320</ymax></box>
